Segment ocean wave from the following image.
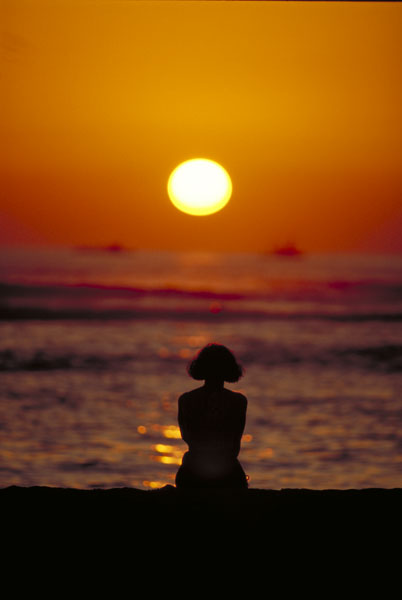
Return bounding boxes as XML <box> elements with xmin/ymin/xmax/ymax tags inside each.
<box><xmin>250</xmin><ymin>344</ymin><xmax>402</xmax><ymax>372</ymax></box>
<box><xmin>1</xmin><ymin>305</ymin><xmax>401</xmax><ymax>322</ymax></box>
<box><xmin>0</xmin><ymin>349</ymin><xmax>134</xmax><ymax>372</ymax></box>
<box><xmin>0</xmin><ymin>281</ymin><xmax>244</xmax><ymax>301</ymax></box>
<box><xmin>1</xmin><ymin>280</ymin><xmax>401</xmax><ymax>321</ymax></box>
<box><xmin>1</xmin><ymin>278</ymin><xmax>402</xmax><ymax>304</ymax></box>
<box><xmin>1</xmin><ymin>345</ymin><xmax>401</xmax><ymax>373</ymax></box>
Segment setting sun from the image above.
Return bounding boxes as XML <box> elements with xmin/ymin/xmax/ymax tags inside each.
<box><xmin>167</xmin><ymin>159</ymin><xmax>232</xmax><ymax>216</ymax></box>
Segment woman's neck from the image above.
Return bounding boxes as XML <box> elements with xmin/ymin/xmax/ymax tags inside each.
<box><xmin>203</xmin><ymin>378</ymin><xmax>224</xmax><ymax>391</ymax></box>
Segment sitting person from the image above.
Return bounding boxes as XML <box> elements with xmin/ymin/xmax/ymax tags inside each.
<box><xmin>175</xmin><ymin>343</ymin><xmax>248</xmax><ymax>490</ymax></box>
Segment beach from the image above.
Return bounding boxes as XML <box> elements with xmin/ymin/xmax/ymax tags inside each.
<box><xmin>3</xmin><ymin>485</ymin><xmax>401</xmax><ymax>547</ymax></box>
<box><xmin>2</xmin><ymin>484</ymin><xmax>400</xmax><ymax>593</ymax></box>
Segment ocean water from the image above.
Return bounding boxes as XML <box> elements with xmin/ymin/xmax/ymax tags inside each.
<box><xmin>0</xmin><ymin>247</ymin><xmax>401</xmax><ymax>490</ymax></box>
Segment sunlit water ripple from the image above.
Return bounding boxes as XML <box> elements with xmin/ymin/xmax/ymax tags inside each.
<box><xmin>0</xmin><ymin>248</ymin><xmax>401</xmax><ymax>489</ymax></box>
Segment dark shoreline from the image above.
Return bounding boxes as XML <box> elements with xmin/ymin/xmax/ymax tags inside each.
<box><xmin>3</xmin><ymin>485</ymin><xmax>401</xmax><ymax>530</ymax></box>
<box><xmin>3</xmin><ymin>486</ymin><xmax>401</xmax><ymax>564</ymax></box>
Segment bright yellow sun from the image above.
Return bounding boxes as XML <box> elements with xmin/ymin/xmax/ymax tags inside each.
<box><xmin>167</xmin><ymin>158</ymin><xmax>232</xmax><ymax>216</ymax></box>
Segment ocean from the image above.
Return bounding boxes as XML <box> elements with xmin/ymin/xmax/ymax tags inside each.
<box><xmin>0</xmin><ymin>247</ymin><xmax>401</xmax><ymax>490</ymax></box>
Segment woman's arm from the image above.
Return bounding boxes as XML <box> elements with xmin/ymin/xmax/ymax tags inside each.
<box><xmin>237</xmin><ymin>394</ymin><xmax>247</xmax><ymax>437</ymax></box>
<box><xmin>178</xmin><ymin>394</ymin><xmax>190</xmax><ymax>445</ymax></box>
<box><xmin>228</xmin><ymin>393</ymin><xmax>247</xmax><ymax>456</ymax></box>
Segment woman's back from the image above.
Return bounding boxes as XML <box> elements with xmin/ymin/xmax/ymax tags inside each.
<box><xmin>178</xmin><ymin>386</ymin><xmax>247</xmax><ymax>457</ymax></box>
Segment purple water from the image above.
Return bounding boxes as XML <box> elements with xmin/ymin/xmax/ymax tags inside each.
<box><xmin>0</xmin><ymin>247</ymin><xmax>401</xmax><ymax>489</ymax></box>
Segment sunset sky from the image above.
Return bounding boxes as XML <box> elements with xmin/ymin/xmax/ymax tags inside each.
<box><xmin>2</xmin><ymin>0</ymin><xmax>402</xmax><ymax>253</ymax></box>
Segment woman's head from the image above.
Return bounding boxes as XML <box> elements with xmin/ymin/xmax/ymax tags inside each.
<box><xmin>187</xmin><ymin>343</ymin><xmax>244</xmax><ymax>383</ymax></box>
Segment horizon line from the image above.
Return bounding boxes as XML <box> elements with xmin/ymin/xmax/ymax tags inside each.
<box><xmin>1</xmin><ymin>244</ymin><xmax>402</xmax><ymax>256</ymax></box>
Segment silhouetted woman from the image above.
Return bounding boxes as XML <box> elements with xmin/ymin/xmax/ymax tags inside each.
<box><xmin>175</xmin><ymin>343</ymin><xmax>248</xmax><ymax>489</ymax></box>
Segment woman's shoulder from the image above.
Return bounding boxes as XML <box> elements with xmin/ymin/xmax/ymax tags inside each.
<box><xmin>179</xmin><ymin>387</ymin><xmax>247</xmax><ymax>407</ymax></box>
<box><xmin>178</xmin><ymin>387</ymin><xmax>204</xmax><ymax>403</ymax></box>
<box><xmin>224</xmin><ymin>388</ymin><xmax>247</xmax><ymax>406</ymax></box>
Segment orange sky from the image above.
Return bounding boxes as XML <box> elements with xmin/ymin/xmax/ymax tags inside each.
<box><xmin>1</xmin><ymin>0</ymin><xmax>402</xmax><ymax>253</ymax></box>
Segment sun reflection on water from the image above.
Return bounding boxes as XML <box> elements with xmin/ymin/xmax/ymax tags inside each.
<box><xmin>151</xmin><ymin>442</ymin><xmax>183</xmax><ymax>466</ymax></box>
<box><xmin>161</xmin><ymin>425</ymin><xmax>181</xmax><ymax>439</ymax></box>
<box><xmin>142</xmin><ymin>480</ymin><xmax>165</xmax><ymax>489</ymax></box>
<box><xmin>153</xmin><ymin>455</ymin><xmax>181</xmax><ymax>465</ymax></box>
<box><xmin>138</xmin><ymin>424</ymin><xmax>181</xmax><ymax>439</ymax></box>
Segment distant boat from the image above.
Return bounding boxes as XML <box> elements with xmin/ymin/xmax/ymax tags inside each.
<box><xmin>103</xmin><ymin>244</ymin><xmax>126</xmax><ymax>253</ymax></box>
<box><xmin>271</xmin><ymin>243</ymin><xmax>303</xmax><ymax>257</ymax></box>
<box><xmin>74</xmin><ymin>243</ymin><xmax>133</xmax><ymax>253</ymax></box>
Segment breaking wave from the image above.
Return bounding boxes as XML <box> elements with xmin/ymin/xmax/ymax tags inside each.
<box><xmin>1</xmin><ymin>344</ymin><xmax>401</xmax><ymax>373</ymax></box>
<box><xmin>1</xmin><ymin>281</ymin><xmax>401</xmax><ymax>322</ymax></box>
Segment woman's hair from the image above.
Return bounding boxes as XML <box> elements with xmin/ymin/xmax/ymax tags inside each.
<box><xmin>187</xmin><ymin>343</ymin><xmax>244</xmax><ymax>383</ymax></box>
